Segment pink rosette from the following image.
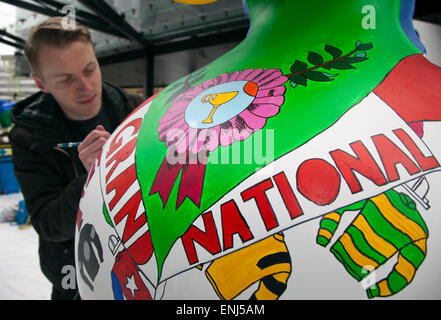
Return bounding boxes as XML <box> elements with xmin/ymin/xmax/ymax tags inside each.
<box><xmin>158</xmin><ymin>68</ymin><xmax>287</xmax><ymax>154</ymax></box>
<box><xmin>151</xmin><ymin>68</ymin><xmax>287</xmax><ymax>209</ymax></box>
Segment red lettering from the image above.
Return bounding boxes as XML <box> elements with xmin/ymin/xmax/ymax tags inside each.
<box><xmin>113</xmin><ymin>190</ymin><xmax>146</xmax><ymax>243</ymax></box>
<box><xmin>330</xmin><ymin>141</ymin><xmax>387</xmax><ymax>194</ymax></box>
<box><xmin>181</xmin><ymin>211</ymin><xmax>221</xmax><ymax>265</ymax></box>
<box><xmin>221</xmin><ymin>200</ymin><xmax>254</xmax><ymax>250</ymax></box>
<box><xmin>105</xmin><ymin>138</ymin><xmax>137</xmax><ymax>182</ymax></box>
<box><xmin>372</xmin><ymin>134</ymin><xmax>420</xmax><ymax>182</ymax></box>
<box><xmin>297</xmin><ymin>158</ymin><xmax>341</xmax><ymax>206</ymax></box>
<box><xmin>393</xmin><ymin>128</ymin><xmax>440</xmax><ymax>171</ymax></box>
<box><xmin>106</xmin><ymin>164</ymin><xmax>137</xmax><ymax>210</ymax></box>
<box><xmin>273</xmin><ymin>171</ymin><xmax>303</xmax><ymax>220</ymax></box>
<box><xmin>241</xmin><ymin>178</ymin><xmax>278</xmax><ymax>231</ymax></box>
<box><xmin>107</xmin><ymin>118</ymin><xmax>143</xmax><ymax>158</ymax></box>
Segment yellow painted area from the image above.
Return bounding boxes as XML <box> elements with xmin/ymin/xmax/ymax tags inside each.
<box><xmin>323</xmin><ymin>212</ymin><xmax>342</xmax><ymax>223</ymax></box>
<box><xmin>371</xmin><ymin>194</ymin><xmax>427</xmax><ymax>241</ymax></box>
<box><xmin>273</xmin><ymin>271</ymin><xmax>290</xmax><ymax>284</ymax></box>
<box><xmin>205</xmin><ymin>234</ymin><xmax>291</xmax><ymax>300</ymax></box>
<box><xmin>254</xmin><ymin>280</ymin><xmax>279</xmax><ymax>300</ymax></box>
<box><xmin>172</xmin><ymin>0</ymin><xmax>217</xmax><ymax>4</ymax></box>
<box><xmin>318</xmin><ymin>228</ymin><xmax>333</xmax><ymax>241</ymax></box>
<box><xmin>377</xmin><ymin>279</ymin><xmax>392</xmax><ymax>297</ymax></box>
<box><xmin>395</xmin><ymin>254</ymin><xmax>416</xmax><ymax>283</ymax></box>
<box><xmin>339</xmin><ymin>233</ymin><xmax>379</xmax><ymax>269</ymax></box>
<box><xmin>352</xmin><ymin>214</ymin><xmax>397</xmax><ymax>258</ymax></box>
<box><xmin>414</xmin><ymin>238</ymin><xmax>427</xmax><ymax>254</ymax></box>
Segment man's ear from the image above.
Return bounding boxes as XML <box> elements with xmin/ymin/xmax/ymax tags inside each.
<box><xmin>32</xmin><ymin>73</ymin><xmax>49</xmax><ymax>93</ymax></box>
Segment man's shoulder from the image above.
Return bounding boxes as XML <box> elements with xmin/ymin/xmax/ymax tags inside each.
<box><xmin>9</xmin><ymin>92</ymin><xmax>64</xmax><ymax>149</ymax></box>
<box><xmin>102</xmin><ymin>82</ymin><xmax>144</xmax><ymax>115</ymax></box>
<box><xmin>11</xmin><ymin>91</ymin><xmax>59</xmax><ymax>126</ymax></box>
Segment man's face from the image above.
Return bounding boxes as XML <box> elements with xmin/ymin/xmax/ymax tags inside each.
<box><xmin>32</xmin><ymin>40</ymin><xmax>102</xmax><ymax>121</ymax></box>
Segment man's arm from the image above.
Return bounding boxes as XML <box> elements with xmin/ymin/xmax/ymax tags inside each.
<box><xmin>10</xmin><ymin>129</ymin><xmax>86</xmax><ymax>242</ymax></box>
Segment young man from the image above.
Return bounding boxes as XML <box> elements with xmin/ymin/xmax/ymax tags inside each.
<box><xmin>8</xmin><ymin>17</ymin><xmax>143</xmax><ymax>300</ymax></box>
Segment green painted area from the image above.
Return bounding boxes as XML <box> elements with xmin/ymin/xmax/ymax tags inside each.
<box><xmin>102</xmin><ymin>203</ymin><xmax>113</xmax><ymax>227</ymax></box>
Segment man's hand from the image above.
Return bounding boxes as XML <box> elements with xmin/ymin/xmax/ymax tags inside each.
<box><xmin>78</xmin><ymin>125</ymin><xmax>110</xmax><ymax>172</ymax></box>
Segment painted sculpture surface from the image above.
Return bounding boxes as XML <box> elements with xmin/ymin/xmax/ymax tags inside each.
<box><xmin>75</xmin><ymin>0</ymin><xmax>441</xmax><ymax>299</ymax></box>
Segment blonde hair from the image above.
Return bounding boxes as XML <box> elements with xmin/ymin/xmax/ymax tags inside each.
<box><xmin>24</xmin><ymin>16</ymin><xmax>92</xmax><ymax>73</ymax></box>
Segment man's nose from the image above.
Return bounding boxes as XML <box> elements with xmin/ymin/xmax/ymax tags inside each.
<box><xmin>77</xmin><ymin>75</ymin><xmax>93</xmax><ymax>93</ymax></box>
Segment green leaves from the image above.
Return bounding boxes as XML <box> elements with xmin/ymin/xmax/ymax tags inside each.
<box><xmin>289</xmin><ymin>74</ymin><xmax>307</xmax><ymax>87</ymax></box>
<box><xmin>308</xmin><ymin>51</ymin><xmax>323</xmax><ymax>65</ymax></box>
<box><xmin>304</xmin><ymin>71</ymin><xmax>333</xmax><ymax>81</ymax></box>
<box><xmin>356</xmin><ymin>40</ymin><xmax>373</xmax><ymax>51</ymax></box>
<box><xmin>290</xmin><ymin>60</ymin><xmax>308</xmax><ymax>74</ymax></box>
<box><xmin>324</xmin><ymin>45</ymin><xmax>342</xmax><ymax>59</ymax></box>
<box><xmin>288</xmin><ymin>40</ymin><xmax>373</xmax><ymax>88</ymax></box>
<box><xmin>327</xmin><ymin>60</ymin><xmax>356</xmax><ymax>70</ymax></box>
<box><xmin>289</xmin><ymin>69</ymin><xmax>336</xmax><ymax>87</ymax></box>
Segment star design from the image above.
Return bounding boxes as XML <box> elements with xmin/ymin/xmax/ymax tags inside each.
<box><xmin>125</xmin><ymin>274</ymin><xmax>139</xmax><ymax>298</ymax></box>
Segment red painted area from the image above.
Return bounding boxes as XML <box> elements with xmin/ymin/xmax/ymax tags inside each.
<box><xmin>221</xmin><ymin>200</ymin><xmax>254</xmax><ymax>250</ymax></box>
<box><xmin>374</xmin><ymin>54</ymin><xmax>441</xmax><ymax>123</ymax></box>
<box><xmin>181</xmin><ymin>211</ymin><xmax>221</xmax><ymax>265</ymax></box>
<box><xmin>393</xmin><ymin>128</ymin><xmax>440</xmax><ymax>171</ymax></box>
<box><xmin>330</xmin><ymin>140</ymin><xmax>387</xmax><ymax>194</ymax></box>
<box><xmin>241</xmin><ymin>178</ymin><xmax>278</xmax><ymax>231</ymax></box>
<box><xmin>106</xmin><ymin>164</ymin><xmax>137</xmax><ymax>210</ymax></box>
<box><xmin>372</xmin><ymin>133</ymin><xmax>420</xmax><ymax>182</ymax></box>
<box><xmin>113</xmin><ymin>190</ymin><xmax>146</xmax><ymax>243</ymax></box>
<box><xmin>273</xmin><ymin>171</ymin><xmax>303</xmax><ymax>220</ymax></box>
<box><xmin>296</xmin><ymin>158</ymin><xmax>341</xmax><ymax>205</ymax></box>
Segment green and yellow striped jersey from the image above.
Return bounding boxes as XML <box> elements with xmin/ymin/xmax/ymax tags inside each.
<box><xmin>317</xmin><ymin>189</ymin><xmax>428</xmax><ymax>298</ymax></box>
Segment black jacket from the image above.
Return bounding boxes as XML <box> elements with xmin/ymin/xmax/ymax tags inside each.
<box><xmin>8</xmin><ymin>82</ymin><xmax>139</xmax><ymax>297</ymax></box>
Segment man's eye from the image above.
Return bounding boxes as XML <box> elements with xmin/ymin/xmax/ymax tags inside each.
<box><xmin>85</xmin><ymin>66</ymin><xmax>96</xmax><ymax>74</ymax></box>
<box><xmin>59</xmin><ymin>77</ymin><xmax>72</xmax><ymax>84</ymax></box>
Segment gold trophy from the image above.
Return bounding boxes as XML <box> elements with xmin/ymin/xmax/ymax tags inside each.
<box><xmin>201</xmin><ymin>91</ymin><xmax>239</xmax><ymax>124</ymax></box>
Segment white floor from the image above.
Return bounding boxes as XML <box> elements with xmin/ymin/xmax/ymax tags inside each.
<box><xmin>0</xmin><ymin>221</ymin><xmax>51</xmax><ymax>300</ymax></box>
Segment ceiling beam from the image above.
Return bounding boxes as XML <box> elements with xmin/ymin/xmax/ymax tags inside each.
<box><xmin>78</xmin><ymin>0</ymin><xmax>147</xmax><ymax>46</ymax></box>
<box><xmin>0</xmin><ymin>36</ymin><xmax>24</xmax><ymax>50</ymax></box>
<box><xmin>98</xmin><ymin>26</ymin><xmax>248</xmax><ymax>66</ymax></box>
<box><xmin>0</xmin><ymin>29</ymin><xmax>25</xmax><ymax>44</ymax></box>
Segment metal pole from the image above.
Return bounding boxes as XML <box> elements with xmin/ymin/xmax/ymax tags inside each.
<box><xmin>144</xmin><ymin>50</ymin><xmax>154</xmax><ymax>98</ymax></box>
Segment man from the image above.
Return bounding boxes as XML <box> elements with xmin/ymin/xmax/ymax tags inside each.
<box><xmin>8</xmin><ymin>17</ymin><xmax>143</xmax><ymax>300</ymax></box>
